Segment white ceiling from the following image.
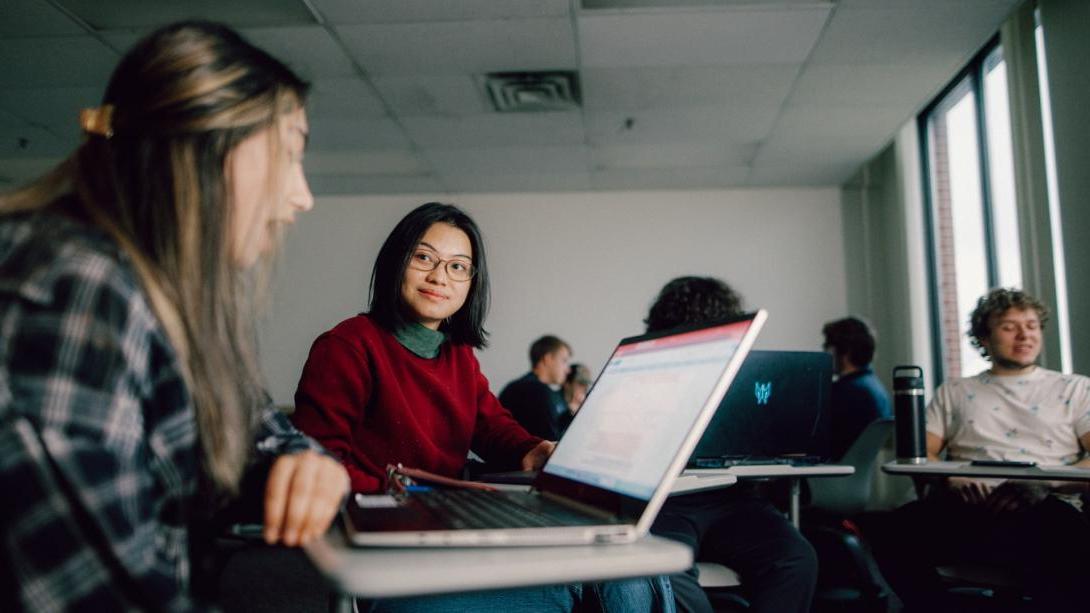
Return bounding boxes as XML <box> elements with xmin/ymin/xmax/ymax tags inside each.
<box><xmin>0</xmin><ymin>0</ymin><xmax>1022</xmax><ymax>193</ymax></box>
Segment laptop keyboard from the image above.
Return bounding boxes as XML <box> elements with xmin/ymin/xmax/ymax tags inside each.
<box><xmin>413</xmin><ymin>489</ymin><xmax>603</xmax><ymax>530</ymax></box>
<box><xmin>691</xmin><ymin>455</ymin><xmax>825</xmax><ymax>468</ymax></box>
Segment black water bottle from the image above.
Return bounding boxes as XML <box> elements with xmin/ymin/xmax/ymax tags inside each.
<box><xmin>893</xmin><ymin>365</ymin><xmax>927</xmax><ymax>463</ymax></box>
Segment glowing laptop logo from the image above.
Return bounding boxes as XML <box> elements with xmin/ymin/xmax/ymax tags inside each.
<box><xmin>754</xmin><ymin>382</ymin><xmax>772</xmax><ymax>405</ymax></box>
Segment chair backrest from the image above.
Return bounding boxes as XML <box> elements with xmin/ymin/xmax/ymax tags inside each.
<box><xmin>808</xmin><ymin>418</ymin><xmax>894</xmax><ymax>515</ymax></box>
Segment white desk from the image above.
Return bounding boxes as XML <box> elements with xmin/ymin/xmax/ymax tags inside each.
<box><xmin>305</xmin><ymin>528</ymin><xmax>692</xmax><ymax>603</ymax></box>
<box><xmin>882</xmin><ymin>460</ymin><xmax>1090</xmax><ymax>481</ymax></box>
<box><xmin>671</xmin><ymin>472</ymin><xmax>738</xmax><ymax>494</ymax></box>
<box><xmin>682</xmin><ymin>464</ymin><xmax>854</xmax><ymax>527</ymax></box>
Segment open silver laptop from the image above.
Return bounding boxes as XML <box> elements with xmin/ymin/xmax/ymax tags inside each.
<box><xmin>343</xmin><ymin>310</ymin><xmax>767</xmax><ymax>547</ymax></box>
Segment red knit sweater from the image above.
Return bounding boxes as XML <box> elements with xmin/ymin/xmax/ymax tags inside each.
<box><xmin>291</xmin><ymin>314</ymin><xmax>541</xmax><ymax>493</ymax></box>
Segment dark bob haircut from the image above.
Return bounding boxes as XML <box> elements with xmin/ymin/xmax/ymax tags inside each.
<box><xmin>369</xmin><ymin>202</ymin><xmax>490</xmax><ymax>348</ymax></box>
<box><xmin>822</xmin><ymin>317</ymin><xmax>877</xmax><ymax>367</ymax></box>
<box><xmin>968</xmin><ymin>287</ymin><xmax>1049</xmax><ymax>358</ymax></box>
<box><xmin>644</xmin><ymin>276</ymin><xmax>743</xmax><ymax>333</ymax></box>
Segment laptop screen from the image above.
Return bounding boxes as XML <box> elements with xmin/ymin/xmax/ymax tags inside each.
<box><xmin>689</xmin><ymin>350</ymin><xmax>833</xmax><ymax>461</ymax></box>
<box><xmin>542</xmin><ymin>317</ymin><xmax>755</xmax><ymax>500</ymax></box>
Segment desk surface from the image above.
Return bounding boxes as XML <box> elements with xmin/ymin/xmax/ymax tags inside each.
<box><xmin>683</xmin><ymin>463</ymin><xmax>854</xmax><ymax>479</ymax></box>
<box><xmin>882</xmin><ymin>460</ymin><xmax>1090</xmax><ymax>481</ymax></box>
<box><xmin>305</xmin><ymin>529</ymin><xmax>692</xmax><ymax>599</ymax></box>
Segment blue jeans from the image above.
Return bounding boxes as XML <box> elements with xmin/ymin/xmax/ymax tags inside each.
<box><xmin>363</xmin><ymin>576</ymin><xmax>675</xmax><ymax>612</ymax></box>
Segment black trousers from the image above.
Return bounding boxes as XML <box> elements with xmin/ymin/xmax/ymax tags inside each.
<box><xmin>861</xmin><ymin>493</ymin><xmax>1090</xmax><ymax>612</ymax></box>
<box><xmin>651</xmin><ymin>488</ymin><xmax>817</xmax><ymax>613</ymax></box>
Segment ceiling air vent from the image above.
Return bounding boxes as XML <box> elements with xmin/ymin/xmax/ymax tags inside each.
<box><xmin>482</xmin><ymin>71</ymin><xmax>581</xmax><ymax>113</ymax></box>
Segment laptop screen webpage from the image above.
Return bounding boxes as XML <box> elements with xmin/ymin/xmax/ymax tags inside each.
<box><xmin>542</xmin><ymin>319</ymin><xmax>753</xmax><ymax>500</ymax></box>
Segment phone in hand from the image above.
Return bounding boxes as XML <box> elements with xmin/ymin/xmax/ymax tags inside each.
<box><xmin>969</xmin><ymin>459</ymin><xmax>1036</xmax><ymax>468</ymax></box>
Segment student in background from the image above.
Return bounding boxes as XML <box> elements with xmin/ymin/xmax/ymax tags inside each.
<box><xmin>822</xmin><ymin>316</ymin><xmax>892</xmax><ymax>459</ymax></box>
<box><xmin>645</xmin><ymin>277</ymin><xmax>817</xmax><ymax>613</ymax></box>
<box><xmin>865</xmin><ymin>288</ymin><xmax>1090</xmax><ymax>611</ymax></box>
<box><xmin>563</xmin><ymin>363</ymin><xmax>594</xmax><ymax>415</ymax></box>
<box><xmin>0</xmin><ymin>22</ymin><xmax>348</xmax><ymax>610</ymax></box>
<box><xmin>292</xmin><ymin>202</ymin><xmax>672</xmax><ymax>612</ymax></box>
<box><xmin>500</xmin><ymin>335</ymin><xmax>574</xmax><ymax>440</ymax></box>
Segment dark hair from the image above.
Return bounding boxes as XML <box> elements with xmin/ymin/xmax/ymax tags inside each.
<box><xmin>530</xmin><ymin>335</ymin><xmax>570</xmax><ymax>366</ymax></box>
<box><xmin>369</xmin><ymin>202</ymin><xmax>490</xmax><ymax>348</ymax></box>
<box><xmin>565</xmin><ymin>362</ymin><xmax>593</xmax><ymax>386</ymax></box>
<box><xmin>2</xmin><ymin>21</ymin><xmax>309</xmax><ymax>493</ymax></box>
<box><xmin>644</xmin><ymin>276</ymin><xmax>743</xmax><ymax>333</ymax></box>
<box><xmin>822</xmin><ymin>317</ymin><xmax>877</xmax><ymax>366</ymax></box>
<box><xmin>968</xmin><ymin>288</ymin><xmax>1049</xmax><ymax>358</ymax></box>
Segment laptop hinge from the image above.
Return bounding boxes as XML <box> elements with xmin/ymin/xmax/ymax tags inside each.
<box><xmin>538</xmin><ymin>491</ymin><xmax>623</xmax><ymax>522</ymax></box>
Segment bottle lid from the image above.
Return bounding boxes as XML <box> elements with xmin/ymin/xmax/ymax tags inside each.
<box><xmin>892</xmin><ymin>365</ymin><xmax>924</xmax><ymax>391</ymax></box>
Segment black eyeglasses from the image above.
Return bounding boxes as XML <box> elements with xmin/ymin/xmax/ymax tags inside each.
<box><xmin>408</xmin><ymin>249</ymin><xmax>475</xmax><ymax>282</ymax></box>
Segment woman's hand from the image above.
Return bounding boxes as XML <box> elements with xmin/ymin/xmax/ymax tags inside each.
<box><xmin>521</xmin><ymin>440</ymin><xmax>557</xmax><ymax>471</ymax></box>
<box><xmin>263</xmin><ymin>450</ymin><xmax>350</xmax><ymax>546</ymax></box>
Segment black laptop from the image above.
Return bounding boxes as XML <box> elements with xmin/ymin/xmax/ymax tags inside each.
<box><xmin>687</xmin><ymin>350</ymin><xmax>833</xmax><ymax>468</ymax></box>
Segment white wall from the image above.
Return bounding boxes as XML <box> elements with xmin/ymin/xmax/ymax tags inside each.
<box><xmin>258</xmin><ymin>188</ymin><xmax>847</xmax><ymax>405</ymax></box>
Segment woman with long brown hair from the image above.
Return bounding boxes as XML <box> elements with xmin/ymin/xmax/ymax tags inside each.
<box><xmin>0</xmin><ymin>21</ymin><xmax>347</xmax><ymax>610</ymax></box>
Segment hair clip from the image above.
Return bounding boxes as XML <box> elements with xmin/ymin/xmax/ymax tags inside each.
<box><xmin>79</xmin><ymin>105</ymin><xmax>114</xmax><ymax>138</ymax></box>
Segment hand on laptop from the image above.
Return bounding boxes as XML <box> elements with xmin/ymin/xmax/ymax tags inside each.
<box><xmin>263</xmin><ymin>450</ymin><xmax>350</xmax><ymax>546</ymax></box>
<box><xmin>521</xmin><ymin>440</ymin><xmax>556</xmax><ymax>471</ymax></box>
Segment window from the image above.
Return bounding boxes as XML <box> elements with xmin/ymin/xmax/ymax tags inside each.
<box><xmin>921</xmin><ymin>39</ymin><xmax>1021</xmax><ymax>381</ymax></box>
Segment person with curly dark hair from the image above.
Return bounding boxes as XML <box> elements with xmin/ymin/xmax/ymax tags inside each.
<box><xmin>645</xmin><ymin>276</ymin><xmax>818</xmax><ymax>613</ymax></box>
<box><xmin>644</xmin><ymin>276</ymin><xmax>743</xmax><ymax>332</ymax></box>
<box><xmin>865</xmin><ymin>287</ymin><xmax>1090</xmax><ymax>611</ymax></box>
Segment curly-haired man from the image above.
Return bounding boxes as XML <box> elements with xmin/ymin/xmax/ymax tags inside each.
<box><xmin>868</xmin><ymin>287</ymin><xmax>1090</xmax><ymax>610</ymax></box>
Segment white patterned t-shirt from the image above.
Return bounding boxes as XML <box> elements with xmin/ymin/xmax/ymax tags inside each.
<box><xmin>926</xmin><ymin>367</ymin><xmax>1090</xmax><ymax>465</ymax></box>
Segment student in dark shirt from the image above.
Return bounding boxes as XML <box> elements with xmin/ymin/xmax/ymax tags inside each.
<box><xmin>821</xmin><ymin>317</ymin><xmax>892</xmax><ymax>459</ymax></box>
<box><xmin>563</xmin><ymin>363</ymin><xmax>594</xmax><ymax>415</ymax></box>
<box><xmin>646</xmin><ymin>276</ymin><xmax>817</xmax><ymax>613</ymax></box>
<box><xmin>500</xmin><ymin>335</ymin><xmax>574</xmax><ymax>440</ymax></box>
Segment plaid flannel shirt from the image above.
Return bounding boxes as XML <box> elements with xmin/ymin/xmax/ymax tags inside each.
<box><xmin>0</xmin><ymin>208</ymin><xmax>322</xmax><ymax>611</ymax></box>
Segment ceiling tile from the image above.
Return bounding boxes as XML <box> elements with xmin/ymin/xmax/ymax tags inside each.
<box><xmin>307</xmin><ymin>174</ymin><xmax>443</xmax><ymax>195</ymax></box>
<box><xmin>808</xmin><ymin>3</ymin><xmax>1015</xmax><ymax>66</ymax></box>
<box><xmin>582</xmin><ymin>64</ymin><xmax>800</xmax><ymax>111</ymax></box>
<box><xmin>0</xmin><ymin>37</ymin><xmax>117</xmax><ymax>88</ymax></box>
<box><xmin>789</xmin><ymin>62</ymin><xmax>956</xmax><ymax>108</ymax></box>
<box><xmin>591</xmin><ymin>142</ymin><xmax>755</xmax><ymax>169</ymax></box>
<box><xmin>402</xmin><ymin>113</ymin><xmax>585</xmax><ymax>148</ymax></box>
<box><xmin>371</xmin><ymin>75</ymin><xmax>489</xmax><ymax>117</ymax></box>
<box><xmin>442</xmin><ymin>172</ymin><xmax>592</xmax><ymax>193</ymax></box>
<box><xmin>755</xmin><ymin>104</ymin><xmax>909</xmax><ymax>166</ymax></box>
<box><xmin>0</xmin><ymin>0</ymin><xmax>85</xmax><ymax>37</ymax></box>
<box><xmin>307</xmin><ymin>79</ymin><xmax>387</xmax><ymax>120</ymax></box>
<box><xmin>590</xmin><ymin>166</ymin><xmax>751</xmax><ymax>190</ymax></box>
<box><xmin>0</xmin><ymin>117</ymin><xmax>71</xmax><ymax>158</ymax></box>
<box><xmin>336</xmin><ymin>18</ymin><xmax>575</xmax><ymax>76</ymax></box>
<box><xmin>55</xmin><ymin>0</ymin><xmax>316</xmax><ymax>29</ymax></box>
<box><xmin>427</xmin><ymin>146</ymin><xmax>590</xmax><ymax>175</ymax></box>
<box><xmin>241</xmin><ymin>26</ymin><xmax>357</xmax><ymax>79</ymax></box>
<box><xmin>0</xmin><ymin>156</ymin><xmax>66</xmax><ymax>186</ymax></box>
<box><xmin>308</xmin><ymin>117</ymin><xmax>411</xmax><ymax>150</ymax></box>
<box><xmin>0</xmin><ymin>87</ymin><xmax>103</xmax><ymax>138</ymax></box>
<box><xmin>311</xmin><ymin>0</ymin><xmax>570</xmax><ymax>24</ymax></box>
<box><xmin>586</xmin><ymin>106</ymin><xmax>777</xmax><ymax>146</ymax></box>
<box><xmin>579</xmin><ymin>6</ymin><xmax>830</xmax><ymax>67</ymax></box>
<box><xmin>747</xmin><ymin>161</ymin><xmax>858</xmax><ymax>186</ymax></box>
<box><xmin>304</xmin><ymin>150</ymin><xmax>427</xmax><ymax>176</ymax></box>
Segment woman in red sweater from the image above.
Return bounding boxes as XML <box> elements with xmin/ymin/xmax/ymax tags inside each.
<box><xmin>292</xmin><ymin>202</ymin><xmax>553</xmax><ymax>491</ymax></box>
<box><xmin>291</xmin><ymin>202</ymin><xmax>672</xmax><ymax>612</ymax></box>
